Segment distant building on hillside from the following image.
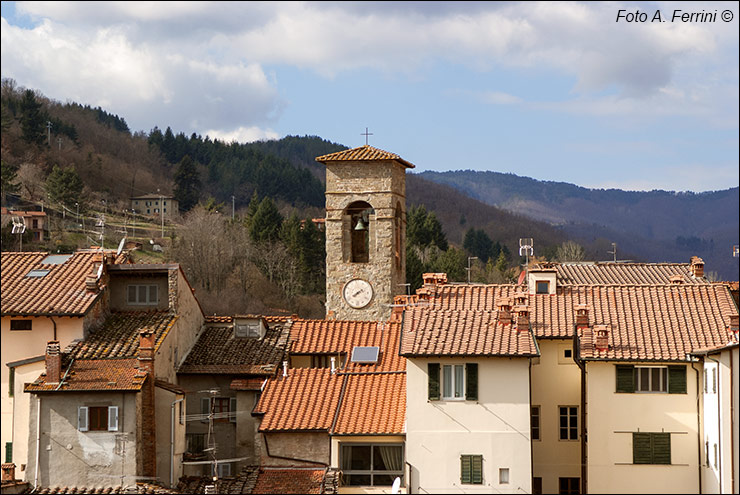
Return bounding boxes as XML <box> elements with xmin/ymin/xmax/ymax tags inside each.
<box><xmin>130</xmin><ymin>194</ymin><xmax>178</xmax><ymax>218</ymax></box>
<box><xmin>1</xmin><ymin>207</ymin><xmax>46</xmax><ymax>242</ymax></box>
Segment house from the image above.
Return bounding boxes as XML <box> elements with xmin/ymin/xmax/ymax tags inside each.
<box><xmin>398</xmin><ymin>275</ymin><xmax>538</xmax><ymax>493</ymax></box>
<box><xmin>254</xmin><ymin>318</ymin><xmax>406</xmax><ymax>493</ymax></box>
<box><xmin>575</xmin><ymin>284</ymin><xmax>737</xmax><ymax>494</ymax></box>
<box><xmin>1</xmin><ymin>249</ymin><xmax>128</xmax><ymax>477</ymax></box>
<box><xmin>1</xmin><ymin>208</ymin><xmax>47</xmax><ymax>242</ymax></box>
<box><xmin>176</xmin><ymin>314</ymin><xmax>291</xmax><ymax>478</ymax></box>
<box><xmin>21</xmin><ymin>261</ymin><xmax>205</xmax><ymax>489</ymax></box>
<box><xmin>130</xmin><ymin>194</ymin><xmax>179</xmax><ymax>218</ymax></box>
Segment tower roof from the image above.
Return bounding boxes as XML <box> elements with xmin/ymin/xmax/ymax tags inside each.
<box><xmin>315</xmin><ymin>144</ymin><xmax>415</xmax><ymax>168</ymax></box>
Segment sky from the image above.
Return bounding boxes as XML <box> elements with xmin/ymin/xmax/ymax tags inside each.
<box><xmin>1</xmin><ymin>1</ymin><xmax>738</xmax><ymax>192</ymax></box>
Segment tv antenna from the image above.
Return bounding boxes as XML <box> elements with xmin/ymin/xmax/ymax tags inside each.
<box><xmin>117</xmin><ymin>237</ymin><xmax>127</xmax><ymax>257</ymax></box>
<box><xmin>607</xmin><ymin>242</ymin><xmax>617</xmax><ymax>262</ymax></box>
<box><xmin>519</xmin><ymin>238</ymin><xmax>533</xmax><ymax>290</ymax></box>
<box><xmin>11</xmin><ymin>217</ymin><xmax>26</xmax><ymax>251</ymax></box>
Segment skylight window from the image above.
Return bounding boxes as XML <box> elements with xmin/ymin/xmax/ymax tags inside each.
<box><xmin>40</xmin><ymin>254</ymin><xmax>72</xmax><ymax>265</ymax></box>
<box><xmin>26</xmin><ymin>269</ymin><xmax>50</xmax><ymax>278</ymax></box>
<box><xmin>351</xmin><ymin>346</ymin><xmax>379</xmax><ymax>363</ymax></box>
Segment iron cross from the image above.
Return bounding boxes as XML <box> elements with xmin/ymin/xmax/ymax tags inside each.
<box><xmin>361</xmin><ymin>127</ymin><xmax>373</xmax><ymax>145</ymax></box>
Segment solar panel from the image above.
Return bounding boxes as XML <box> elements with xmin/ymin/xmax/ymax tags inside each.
<box><xmin>351</xmin><ymin>346</ymin><xmax>379</xmax><ymax>363</ymax></box>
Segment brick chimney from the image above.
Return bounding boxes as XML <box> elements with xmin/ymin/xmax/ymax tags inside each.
<box><xmin>669</xmin><ymin>274</ymin><xmax>684</xmax><ymax>284</ymax></box>
<box><xmin>45</xmin><ymin>341</ymin><xmax>62</xmax><ymax>384</ymax></box>
<box><xmin>690</xmin><ymin>256</ymin><xmax>705</xmax><ymax>278</ymax></box>
<box><xmin>513</xmin><ymin>291</ymin><xmax>528</xmax><ymax>307</ymax></box>
<box><xmin>420</xmin><ymin>273</ymin><xmax>447</xmax><ymax>299</ymax></box>
<box><xmin>137</xmin><ymin>329</ymin><xmax>156</xmax><ymax>479</ymax></box>
<box><xmin>1</xmin><ymin>463</ymin><xmax>16</xmax><ymax>482</ymax></box>
<box><xmin>85</xmin><ymin>275</ymin><xmax>99</xmax><ymax>292</ymax></box>
<box><xmin>575</xmin><ymin>304</ymin><xmax>589</xmax><ymax>329</ymax></box>
<box><xmin>594</xmin><ymin>325</ymin><xmax>609</xmax><ymax>351</ymax></box>
<box><xmin>514</xmin><ymin>306</ymin><xmax>529</xmax><ymax>332</ymax></box>
<box><xmin>497</xmin><ymin>297</ymin><xmax>513</xmax><ymax>325</ymax></box>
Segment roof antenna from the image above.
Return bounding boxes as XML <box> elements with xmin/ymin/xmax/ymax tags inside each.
<box><xmin>607</xmin><ymin>242</ymin><xmax>617</xmax><ymax>262</ymax></box>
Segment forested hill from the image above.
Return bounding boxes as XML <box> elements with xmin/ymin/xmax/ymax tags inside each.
<box><xmin>419</xmin><ymin>170</ymin><xmax>739</xmax><ymax>280</ymax></box>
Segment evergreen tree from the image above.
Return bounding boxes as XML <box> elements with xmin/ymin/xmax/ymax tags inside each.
<box><xmin>20</xmin><ymin>89</ymin><xmax>45</xmax><ymax>146</ymax></box>
<box><xmin>463</xmin><ymin>228</ymin><xmax>494</xmax><ymax>262</ymax></box>
<box><xmin>46</xmin><ymin>165</ymin><xmax>84</xmax><ymax>210</ymax></box>
<box><xmin>248</xmin><ymin>197</ymin><xmax>283</xmax><ymax>244</ymax></box>
<box><xmin>1</xmin><ymin>160</ymin><xmax>20</xmax><ymax>204</ymax></box>
<box><xmin>173</xmin><ymin>155</ymin><xmax>201</xmax><ymax>212</ymax></box>
<box><xmin>407</xmin><ymin>205</ymin><xmax>448</xmax><ymax>251</ymax></box>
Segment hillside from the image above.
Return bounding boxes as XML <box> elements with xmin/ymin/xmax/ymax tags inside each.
<box><xmin>420</xmin><ymin>170</ymin><xmax>739</xmax><ymax>280</ymax></box>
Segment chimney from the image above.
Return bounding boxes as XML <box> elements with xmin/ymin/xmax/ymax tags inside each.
<box><xmin>85</xmin><ymin>275</ymin><xmax>99</xmax><ymax>292</ymax></box>
<box><xmin>669</xmin><ymin>274</ymin><xmax>684</xmax><ymax>284</ymax></box>
<box><xmin>2</xmin><ymin>463</ymin><xmax>16</xmax><ymax>482</ymax></box>
<box><xmin>729</xmin><ymin>314</ymin><xmax>739</xmax><ymax>341</ymax></box>
<box><xmin>330</xmin><ymin>357</ymin><xmax>336</xmax><ymax>374</ymax></box>
<box><xmin>137</xmin><ymin>328</ymin><xmax>156</xmax><ymax>480</ymax></box>
<box><xmin>497</xmin><ymin>297</ymin><xmax>513</xmax><ymax>325</ymax></box>
<box><xmin>690</xmin><ymin>256</ymin><xmax>705</xmax><ymax>278</ymax></box>
<box><xmin>514</xmin><ymin>306</ymin><xmax>529</xmax><ymax>333</ymax></box>
<box><xmin>513</xmin><ymin>291</ymin><xmax>528</xmax><ymax>307</ymax></box>
<box><xmin>421</xmin><ymin>273</ymin><xmax>447</xmax><ymax>298</ymax></box>
<box><xmin>594</xmin><ymin>325</ymin><xmax>609</xmax><ymax>351</ymax></box>
<box><xmin>575</xmin><ymin>304</ymin><xmax>589</xmax><ymax>329</ymax></box>
<box><xmin>45</xmin><ymin>341</ymin><xmax>62</xmax><ymax>384</ymax></box>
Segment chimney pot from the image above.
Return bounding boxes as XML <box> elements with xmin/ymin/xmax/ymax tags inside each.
<box><xmin>669</xmin><ymin>274</ymin><xmax>684</xmax><ymax>284</ymax></box>
<box><xmin>690</xmin><ymin>256</ymin><xmax>705</xmax><ymax>278</ymax></box>
<box><xmin>514</xmin><ymin>305</ymin><xmax>530</xmax><ymax>332</ymax></box>
<box><xmin>575</xmin><ymin>304</ymin><xmax>589</xmax><ymax>329</ymax></box>
<box><xmin>513</xmin><ymin>291</ymin><xmax>528</xmax><ymax>307</ymax></box>
<box><xmin>282</xmin><ymin>361</ymin><xmax>288</xmax><ymax>378</ymax></box>
<box><xmin>45</xmin><ymin>341</ymin><xmax>61</xmax><ymax>384</ymax></box>
<box><xmin>497</xmin><ymin>297</ymin><xmax>513</xmax><ymax>325</ymax></box>
<box><xmin>1</xmin><ymin>463</ymin><xmax>16</xmax><ymax>482</ymax></box>
<box><xmin>594</xmin><ymin>325</ymin><xmax>609</xmax><ymax>351</ymax></box>
<box><xmin>138</xmin><ymin>329</ymin><xmax>155</xmax><ymax>372</ymax></box>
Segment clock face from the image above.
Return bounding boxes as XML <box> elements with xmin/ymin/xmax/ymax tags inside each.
<box><xmin>343</xmin><ymin>279</ymin><xmax>373</xmax><ymax>309</ymax></box>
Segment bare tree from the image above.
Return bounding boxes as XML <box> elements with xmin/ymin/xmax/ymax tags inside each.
<box><xmin>555</xmin><ymin>241</ymin><xmax>586</xmax><ymax>262</ymax></box>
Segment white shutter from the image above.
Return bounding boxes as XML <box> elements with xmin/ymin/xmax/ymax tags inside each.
<box><xmin>201</xmin><ymin>398</ymin><xmax>210</xmax><ymax>423</ymax></box>
<box><xmin>108</xmin><ymin>406</ymin><xmax>119</xmax><ymax>431</ymax></box>
<box><xmin>149</xmin><ymin>285</ymin><xmax>158</xmax><ymax>304</ymax></box>
<box><xmin>78</xmin><ymin>406</ymin><xmax>89</xmax><ymax>431</ymax></box>
<box><xmin>230</xmin><ymin>397</ymin><xmax>237</xmax><ymax>423</ymax></box>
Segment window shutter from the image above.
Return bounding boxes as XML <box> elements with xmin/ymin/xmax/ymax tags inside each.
<box><xmin>471</xmin><ymin>455</ymin><xmax>483</xmax><ymax>484</ymax></box>
<box><xmin>201</xmin><ymin>398</ymin><xmax>210</xmax><ymax>423</ymax></box>
<box><xmin>668</xmin><ymin>365</ymin><xmax>686</xmax><ymax>394</ymax></box>
<box><xmin>78</xmin><ymin>406</ymin><xmax>89</xmax><ymax>432</ymax></box>
<box><xmin>149</xmin><ymin>285</ymin><xmax>158</xmax><ymax>304</ymax></box>
<box><xmin>460</xmin><ymin>455</ymin><xmax>471</xmax><ymax>484</ymax></box>
<box><xmin>633</xmin><ymin>433</ymin><xmax>653</xmax><ymax>464</ymax></box>
<box><xmin>652</xmin><ymin>433</ymin><xmax>671</xmax><ymax>464</ymax></box>
<box><xmin>428</xmin><ymin>363</ymin><xmax>440</xmax><ymax>401</ymax></box>
<box><xmin>616</xmin><ymin>365</ymin><xmax>635</xmax><ymax>393</ymax></box>
<box><xmin>230</xmin><ymin>397</ymin><xmax>237</xmax><ymax>423</ymax></box>
<box><xmin>5</xmin><ymin>442</ymin><xmax>12</xmax><ymax>463</ymax></box>
<box><xmin>466</xmin><ymin>363</ymin><xmax>478</xmax><ymax>401</ymax></box>
<box><xmin>108</xmin><ymin>406</ymin><xmax>119</xmax><ymax>431</ymax></box>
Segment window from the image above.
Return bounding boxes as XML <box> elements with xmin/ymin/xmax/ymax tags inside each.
<box><xmin>216</xmin><ymin>462</ymin><xmax>231</xmax><ymax>478</ymax></box>
<box><xmin>711</xmin><ymin>368</ymin><xmax>717</xmax><ymax>393</ymax></box>
<box><xmin>201</xmin><ymin>397</ymin><xmax>236</xmax><ymax>423</ymax></box>
<box><xmin>394</xmin><ymin>205</ymin><xmax>402</xmax><ymax>270</ymax></box>
<box><xmin>127</xmin><ymin>284</ymin><xmax>159</xmax><ymax>305</ymax></box>
<box><xmin>633</xmin><ymin>432</ymin><xmax>670</xmax><ymax>464</ymax></box>
<box><xmin>8</xmin><ymin>368</ymin><xmax>14</xmax><ymax>397</ymax></box>
<box><xmin>10</xmin><ymin>319</ymin><xmax>32</xmax><ymax>331</ymax></box>
<box><xmin>340</xmin><ymin>444</ymin><xmax>404</xmax><ymax>486</ymax></box>
<box><xmin>499</xmin><ymin>468</ymin><xmax>509</xmax><ymax>484</ymax></box>
<box><xmin>234</xmin><ymin>322</ymin><xmax>260</xmax><ymax>338</ymax></box>
<box><xmin>428</xmin><ymin>363</ymin><xmax>478</xmax><ymax>401</ymax></box>
<box><xmin>559</xmin><ymin>477</ymin><xmax>580</xmax><ymax>494</ymax></box>
<box><xmin>559</xmin><ymin>406</ymin><xmax>578</xmax><ymax>441</ymax></box>
<box><xmin>533</xmin><ymin>477</ymin><xmax>543</xmax><ymax>494</ymax></box>
<box><xmin>531</xmin><ymin>406</ymin><xmax>540</xmax><ymax>440</ymax></box>
<box><xmin>78</xmin><ymin>406</ymin><xmax>118</xmax><ymax>432</ymax></box>
<box><xmin>32</xmin><ymin>219</ymin><xmax>39</xmax><ymax>229</ymax></box>
<box><xmin>186</xmin><ymin>433</ymin><xmax>206</xmax><ymax>454</ymax></box>
<box><xmin>536</xmin><ymin>281</ymin><xmax>549</xmax><ymax>294</ymax></box>
<box><xmin>460</xmin><ymin>454</ymin><xmax>483</xmax><ymax>484</ymax></box>
<box><xmin>615</xmin><ymin>365</ymin><xmax>686</xmax><ymax>394</ymax></box>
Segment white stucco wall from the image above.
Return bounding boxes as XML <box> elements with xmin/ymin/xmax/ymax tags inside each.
<box><xmin>406</xmin><ymin>357</ymin><xmax>532</xmax><ymax>494</ymax></box>
<box><xmin>530</xmin><ymin>339</ymin><xmax>582</xmax><ymax>494</ymax></box>
<box><xmin>586</xmin><ymin>361</ymin><xmax>700</xmax><ymax>494</ymax></box>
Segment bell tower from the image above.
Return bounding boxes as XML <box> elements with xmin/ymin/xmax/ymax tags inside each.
<box><xmin>316</xmin><ymin>144</ymin><xmax>413</xmax><ymax>321</ymax></box>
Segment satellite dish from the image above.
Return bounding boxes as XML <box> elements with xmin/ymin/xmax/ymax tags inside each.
<box><xmin>391</xmin><ymin>477</ymin><xmax>401</xmax><ymax>494</ymax></box>
<box><xmin>96</xmin><ymin>263</ymin><xmax>103</xmax><ymax>279</ymax></box>
<box><xmin>117</xmin><ymin>237</ymin><xmax>126</xmax><ymax>256</ymax></box>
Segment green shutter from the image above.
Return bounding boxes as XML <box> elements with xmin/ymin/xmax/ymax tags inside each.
<box><xmin>466</xmin><ymin>363</ymin><xmax>478</xmax><ymax>401</ymax></box>
<box><xmin>471</xmin><ymin>455</ymin><xmax>483</xmax><ymax>484</ymax></box>
<box><xmin>8</xmin><ymin>368</ymin><xmax>14</xmax><ymax>397</ymax></box>
<box><xmin>652</xmin><ymin>433</ymin><xmax>671</xmax><ymax>464</ymax></box>
<box><xmin>5</xmin><ymin>442</ymin><xmax>12</xmax><ymax>463</ymax></box>
<box><xmin>668</xmin><ymin>366</ymin><xmax>687</xmax><ymax>394</ymax></box>
<box><xmin>428</xmin><ymin>363</ymin><xmax>440</xmax><ymax>401</ymax></box>
<box><xmin>633</xmin><ymin>433</ymin><xmax>652</xmax><ymax>464</ymax></box>
<box><xmin>461</xmin><ymin>455</ymin><xmax>471</xmax><ymax>484</ymax></box>
<box><xmin>616</xmin><ymin>365</ymin><xmax>635</xmax><ymax>393</ymax></box>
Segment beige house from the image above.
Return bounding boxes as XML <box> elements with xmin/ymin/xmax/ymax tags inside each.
<box><xmin>0</xmin><ymin>208</ymin><xmax>46</xmax><ymax>242</ymax></box>
<box><xmin>130</xmin><ymin>194</ymin><xmax>179</xmax><ymax>218</ymax></box>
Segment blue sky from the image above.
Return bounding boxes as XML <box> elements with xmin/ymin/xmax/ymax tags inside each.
<box><xmin>1</xmin><ymin>1</ymin><xmax>738</xmax><ymax>192</ymax></box>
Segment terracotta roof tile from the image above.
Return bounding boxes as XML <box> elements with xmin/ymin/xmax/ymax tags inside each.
<box><xmin>332</xmin><ymin>372</ymin><xmax>406</xmax><ymax>435</ymax></box>
<box><xmin>178</xmin><ymin>322</ymin><xmax>289</xmax><ymax>375</ymax></box>
<box><xmin>255</xmin><ymin>368</ymin><xmax>343</xmax><ymax>432</ymax></box>
<box><xmin>253</xmin><ymin>467</ymin><xmax>327</xmax><ymax>494</ymax></box>
<box><xmin>34</xmin><ymin>483</ymin><xmax>178</xmax><ymax>493</ymax></box>
<box><xmin>230</xmin><ymin>377</ymin><xmax>266</xmax><ymax>391</ymax></box>
<box><xmin>315</xmin><ymin>144</ymin><xmax>415</xmax><ymax>168</ymax></box>
<box><xmin>1</xmin><ymin>251</ymin><xmax>106</xmax><ymax>315</ymax></box>
<box><xmin>401</xmin><ymin>308</ymin><xmax>539</xmax><ymax>357</ymax></box>
<box><xmin>552</xmin><ymin>261</ymin><xmax>708</xmax><ymax>285</ymax></box>
<box><xmin>68</xmin><ymin>312</ymin><xmax>178</xmax><ymax>359</ymax></box>
<box><xmin>25</xmin><ymin>358</ymin><xmax>146</xmax><ymax>392</ymax></box>
<box><xmin>290</xmin><ymin>320</ymin><xmax>404</xmax><ymax>372</ymax></box>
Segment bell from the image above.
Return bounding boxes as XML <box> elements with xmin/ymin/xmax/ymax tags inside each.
<box><xmin>354</xmin><ymin>218</ymin><xmax>367</xmax><ymax>231</ymax></box>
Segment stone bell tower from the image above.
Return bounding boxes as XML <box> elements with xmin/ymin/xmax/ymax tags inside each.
<box><xmin>316</xmin><ymin>144</ymin><xmax>414</xmax><ymax>321</ymax></box>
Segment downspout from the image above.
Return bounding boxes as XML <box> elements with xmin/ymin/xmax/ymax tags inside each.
<box><xmin>171</xmin><ymin>397</ymin><xmax>185</xmax><ymax>488</ymax></box>
<box><xmin>33</xmin><ymin>396</ymin><xmax>41</xmax><ymax>491</ymax></box>
<box><xmin>705</xmin><ymin>355</ymin><xmax>723</xmax><ymax>491</ymax></box>
<box><xmin>573</xmin><ymin>326</ymin><xmax>587</xmax><ymax>494</ymax></box>
<box><xmin>47</xmin><ymin>316</ymin><xmax>57</xmax><ymax>341</ymax></box>
<box><xmin>730</xmin><ymin>349</ymin><xmax>735</xmax><ymax>494</ymax></box>
<box><xmin>691</xmin><ymin>360</ymin><xmax>703</xmax><ymax>494</ymax></box>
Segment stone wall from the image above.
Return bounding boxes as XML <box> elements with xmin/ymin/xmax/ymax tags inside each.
<box><xmin>261</xmin><ymin>431</ymin><xmax>330</xmax><ymax>467</ymax></box>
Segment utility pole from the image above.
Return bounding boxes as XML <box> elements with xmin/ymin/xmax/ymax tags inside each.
<box><xmin>232</xmin><ymin>195</ymin><xmax>235</xmax><ymax>221</ymax></box>
<box><xmin>46</xmin><ymin>121</ymin><xmax>52</xmax><ymax>146</ymax></box>
<box><xmin>57</xmin><ymin>137</ymin><xmax>63</xmax><ymax>150</ymax></box>
<box><xmin>132</xmin><ymin>209</ymin><xmax>136</xmax><ymax>239</ymax></box>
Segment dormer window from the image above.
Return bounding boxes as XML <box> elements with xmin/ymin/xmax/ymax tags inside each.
<box><xmin>536</xmin><ymin>281</ymin><xmax>549</xmax><ymax>294</ymax></box>
<box><xmin>233</xmin><ymin>317</ymin><xmax>265</xmax><ymax>339</ymax></box>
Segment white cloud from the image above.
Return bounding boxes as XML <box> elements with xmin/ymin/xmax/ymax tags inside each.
<box><xmin>203</xmin><ymin>126</ymin><xmax>279</xmax><ymax>144</ymax></box>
